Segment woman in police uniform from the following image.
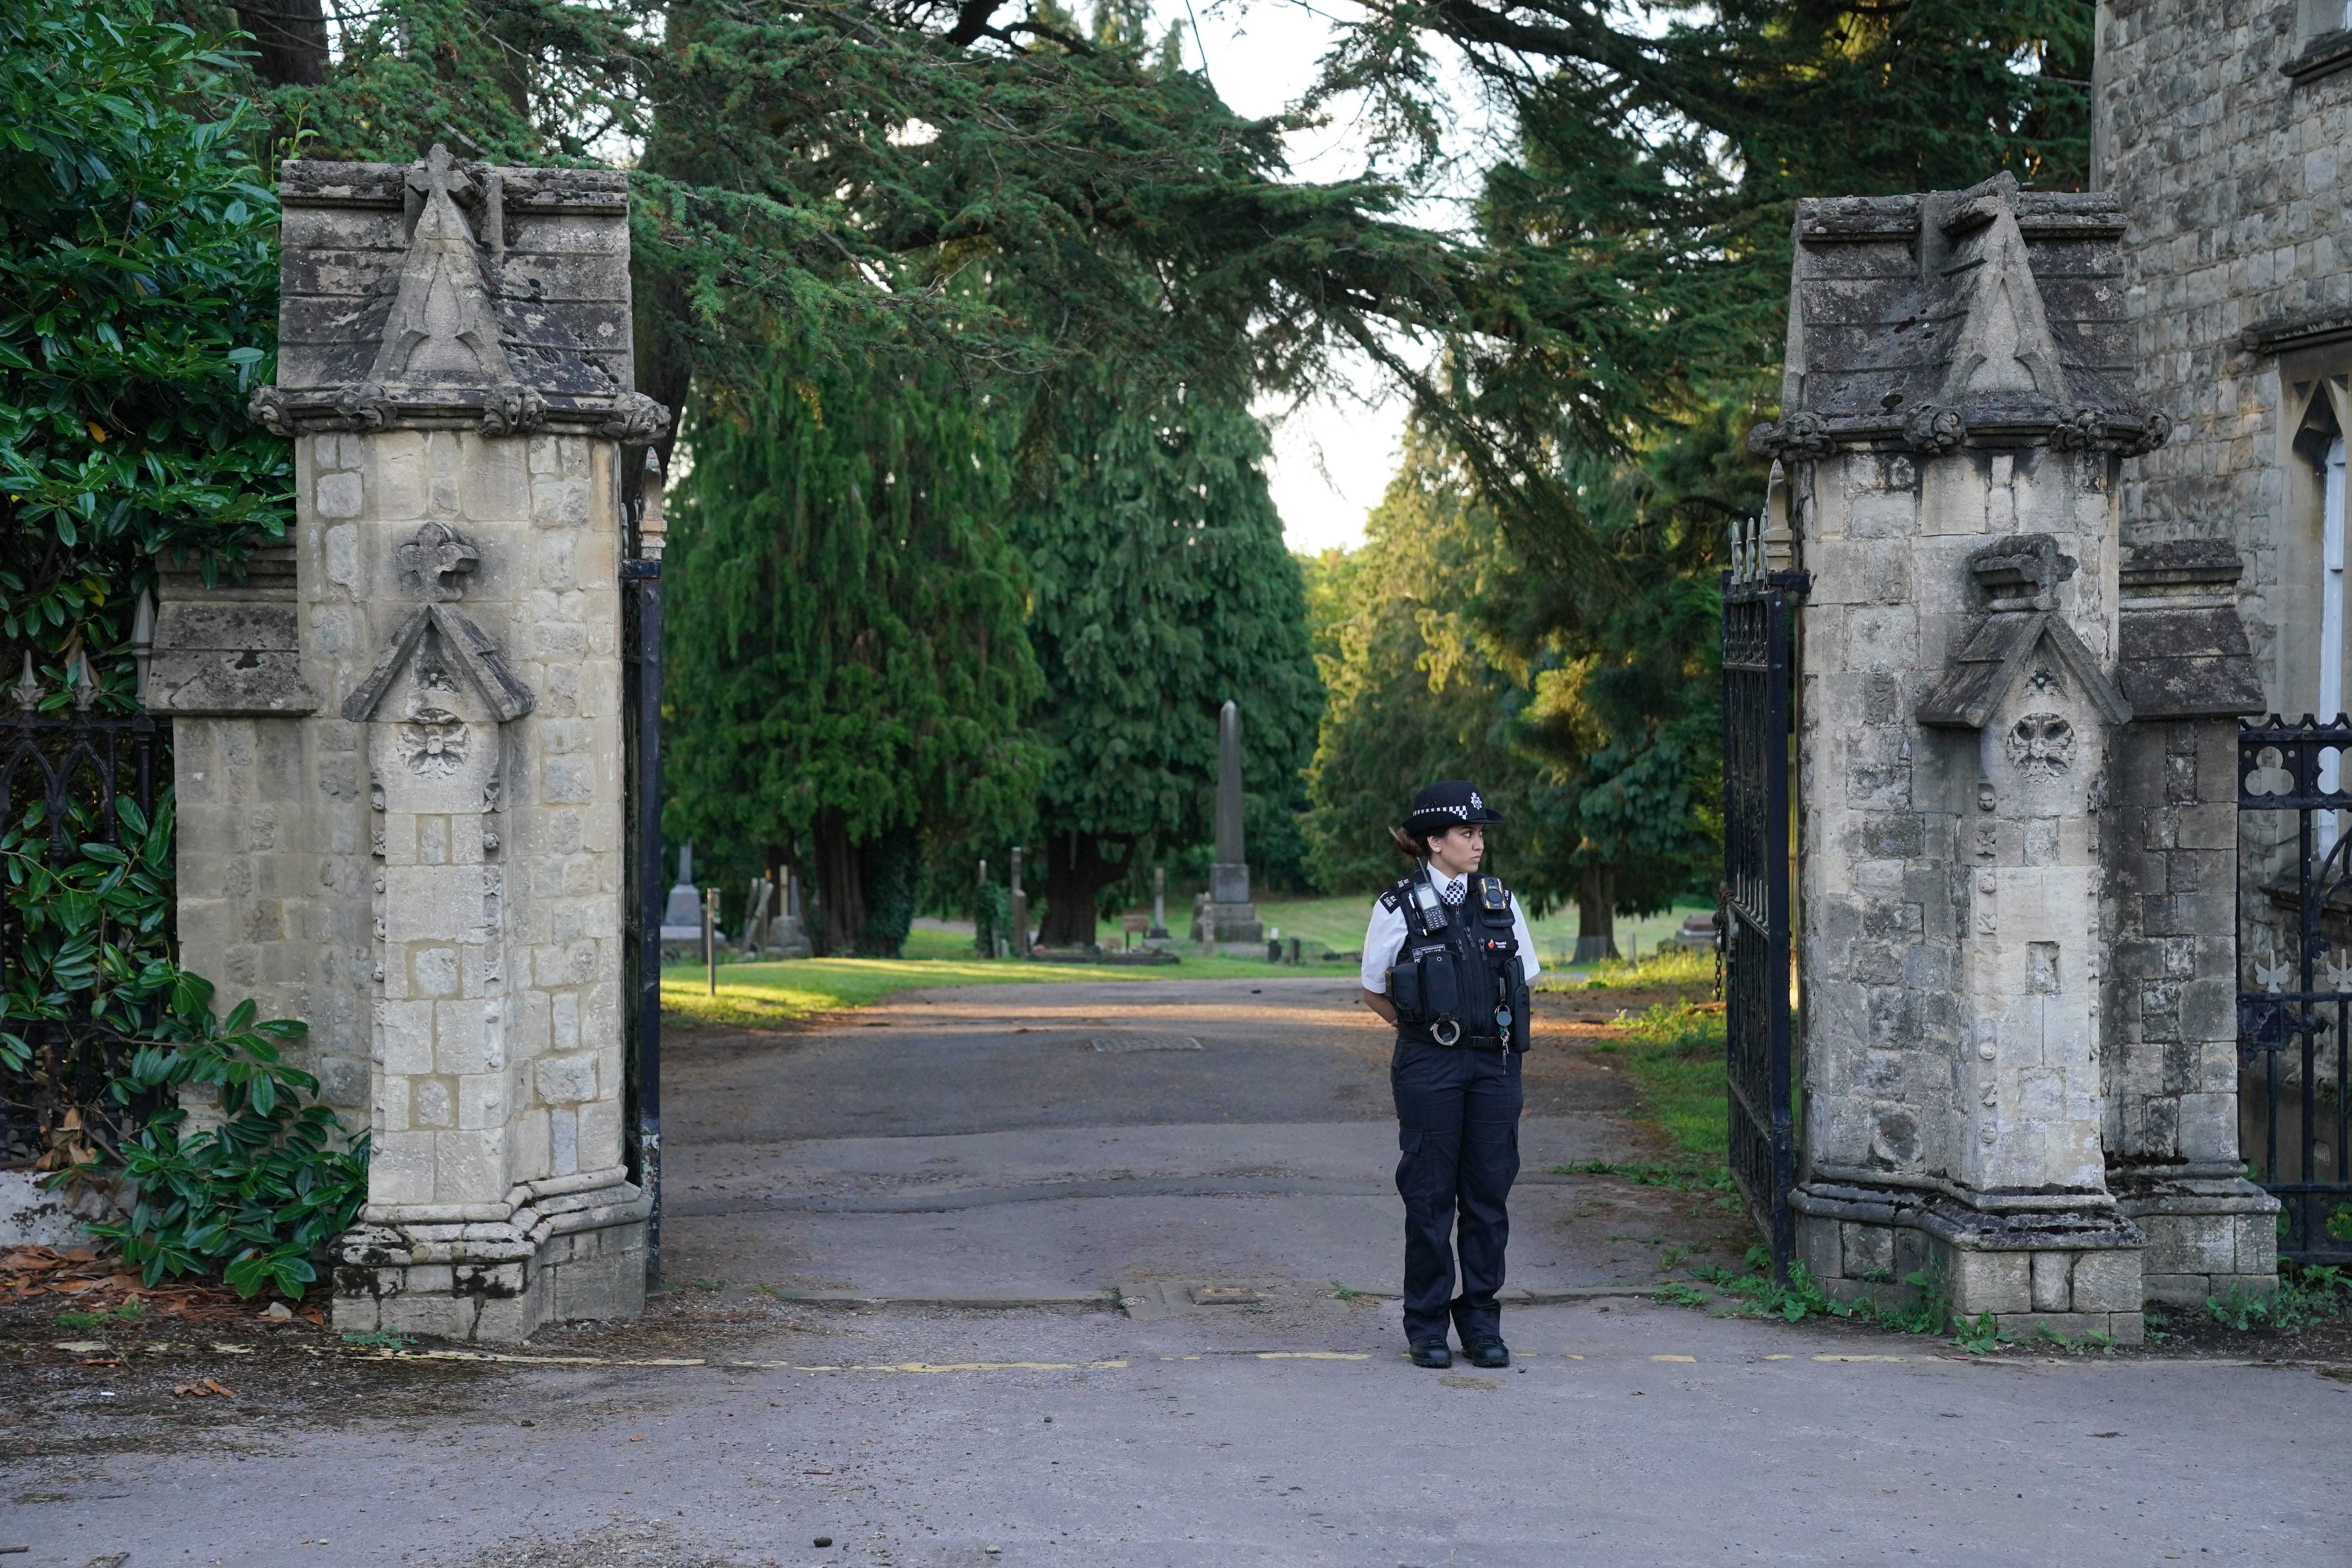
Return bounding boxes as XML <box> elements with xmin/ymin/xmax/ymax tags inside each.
<box><xmin>1359</xmin><ymin>780</ymin><xmax>1539</xmax><ymax>1369</ymax></box>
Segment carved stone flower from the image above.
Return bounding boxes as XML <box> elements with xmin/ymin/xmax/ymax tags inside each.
<box><xmin>401</xmin><ymin>707</ymin><xmax>470</xmax><ymax>776</ymax></box>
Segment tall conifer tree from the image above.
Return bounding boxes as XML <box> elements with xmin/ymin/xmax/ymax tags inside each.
<box><xmin>1014</xmin><ymin>367</ymin><xmax>1319</xmax><ymax>946</ymax></box>
<box><xmin>662</xmin><ymin>349</ymin><xmax>1041</xmax><ymax>955</ymax></box>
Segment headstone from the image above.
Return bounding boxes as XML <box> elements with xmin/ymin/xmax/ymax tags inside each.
<box><xmin>174</xmin><ymin>145</ymin><xmax>670</xmax><ymax>1341</ymax></box>
<box><xmin>660</xmin><ymin>840</ymin><xmax>702</xmax><ymax>939</ymax></box>
<box><xmin>1208</xmin><ymin>699</ymin><xmax>1262</xmax><ymax>943</ymax></box>
<box><xmin>763</xmin><ymin>867</ymin><xmax>813</xmax><ymax>958</ymax></box>
<box><xmin>1009</xmin><ymin>845</ymin><xmax>1029</xmax><ymax>957</ymax></box>
<box><xmin>1750</xmin><ymin>172</ymin><xmax>2274</xmax><ymax>1339</ymax></box>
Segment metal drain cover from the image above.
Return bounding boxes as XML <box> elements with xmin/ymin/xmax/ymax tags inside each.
<box><xmin>1089</xmin><ymin>1034</ymin><xmax>1203</xmax><ymax>1052</ymax></box>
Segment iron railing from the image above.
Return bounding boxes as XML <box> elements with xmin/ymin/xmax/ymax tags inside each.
<box><xmin>2237</xmin><ymin>714</ymin><xmax>2352</xmax><ymax>1262</ymax></box>
<box><xmin>0</xmin><ymin>686</ymin><xmax>170</xmax><ymax>1171</ymax></box>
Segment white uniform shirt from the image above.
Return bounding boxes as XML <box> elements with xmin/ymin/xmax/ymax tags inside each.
<box><xmin>1359</xmin><ymin>871</ymin><xmax>1541</xmax><ymax>994</ymax></box>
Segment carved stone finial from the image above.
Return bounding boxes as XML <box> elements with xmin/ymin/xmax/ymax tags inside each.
<box><xmin>599</xmin><ymin>391</ymin><xmax>671</xmax><ymax>446</ymax></box>
<box><xmin>399</xmin><ymin>523</ymin><xmax>481</xmax><ymax>603</ymax></box>
<box><xmin>9</xmin><ymin>652</ymin><xmax>41</xmax><ymax>712</ymax></box>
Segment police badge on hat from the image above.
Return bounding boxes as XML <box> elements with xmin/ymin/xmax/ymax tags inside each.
<box><xmin>1404</xmin><ymin>780</ymin><xmax>1506</xmax><ymax>833</ymax></box>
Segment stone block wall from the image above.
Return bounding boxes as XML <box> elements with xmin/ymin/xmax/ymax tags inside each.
<box><xmin>2096</xmin><ymin>0</ymin><xmax>2352</xmax><ymax>714</ymax></box>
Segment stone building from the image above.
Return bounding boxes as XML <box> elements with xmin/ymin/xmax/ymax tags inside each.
<box><xmin>2096</xmin><ymin>0</ymin><xmax>2352</xmax><ymax>1259</ymax></box>
<box><xmin>2095</xmin><ymin>0</ymin><xmax>2352</xmax><ymax>715</ymax></box>
<box><xmin>155</xmin><ymin>147</ymin><xmax>666</xmax><ymax>1341</ymax></box>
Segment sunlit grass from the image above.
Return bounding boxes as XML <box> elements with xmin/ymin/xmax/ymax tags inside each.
<box><xmin>1548</xmin><ymin>944</ymin><xmax>1717</xmax><ymax>993</ymax></box>
<box><xmin>660</xmin><ymin>951</ymin><xmax>1300</xmax><ymax>1029</ymax></box>
<box><xmin>1589</xmin><ymin>998</ymin><xmax>1730</xmax><ymax>1167</ymax></box>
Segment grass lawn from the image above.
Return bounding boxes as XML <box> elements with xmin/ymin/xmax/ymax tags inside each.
<box><xmin>660</xmin><ymin>946</ymin><xmax>1328</xmax><ymax>1029</ymax></box>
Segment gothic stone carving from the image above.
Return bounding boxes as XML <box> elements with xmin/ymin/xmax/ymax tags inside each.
<box><xmin>245</xmin><ymin>145</ymin><xmax>670</xmax><ymax>443</ymax></box>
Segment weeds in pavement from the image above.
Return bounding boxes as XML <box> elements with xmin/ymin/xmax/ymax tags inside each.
<box><xmin>1679</xmin><ymin>1247</ymin><xmax>2019</xmax><ymax>1352</ymax></box>
<box><xmin>56</xmin><ymin>1299</ymin><xmax>149</xmax><ymax>1332</ymax></box>
<box><xmin>1331</xmin><ymin>1283</ymin><xmax>1365</xmax><ymax>1301</ymax></box>
<box><xmin>2204</xmin><ymin>1262</ymin><xmax>2352</xmax><ymax>1331</ymax></box>
<box><xmin>340</xmin><ymin>1330</ymin><xmax>417</xmax><ymax>1348</ymax></box>
<box><xmin>1548</xmin><ymin>1159</ymin><xmax>1735</xmax><ymax>1194</ymax></box>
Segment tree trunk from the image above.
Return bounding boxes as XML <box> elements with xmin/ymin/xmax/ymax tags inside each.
<box><xmin>232</xmin><ymin>0</ymin><xmax>329</xmax><ymax>86</ymax></box>
<box><xmin>1034</xmin><ymin>832</ymin><xmax>1133</xmax><ymax>948</ymax></box>
<box><xmin>1573</xmin><ymin>863</ymin><xmax>1619</xmax><ymax>964</ymax></box>
<box><xmin>808</xmin><ymin>809</ymin><xmax>864</xmax><ymax>958</ymax></box>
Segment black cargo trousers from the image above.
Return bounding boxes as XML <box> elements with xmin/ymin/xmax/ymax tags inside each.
<box><xmin>1392</xmin><ymin>1034</ymin><xmax>1523</xmax><ymax>1346</ymax></box>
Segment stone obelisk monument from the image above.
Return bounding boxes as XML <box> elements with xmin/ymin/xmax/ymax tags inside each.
<box><xmin>163</xmin><ymin>146</ymin><xmax>668</xmax><ymax>1341</ymax></box>
<box><xmin>1208</xmin><ymin>699</ymin><xmax>1261</xmax><ymax>944</ymax></box>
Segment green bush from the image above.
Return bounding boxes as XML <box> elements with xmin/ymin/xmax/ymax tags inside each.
<box><xmin>0</xmin><ymin>0</ymin><xmax>287</xmax><ymax>682</ymax></box>
<box><xmin>4</xmin><ymin>787</ymin><xmax>364</xmax><ymax>1299</ymax></box>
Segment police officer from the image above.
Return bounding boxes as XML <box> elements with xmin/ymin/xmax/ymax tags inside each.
<box><xmin>1359</xmin><ymin>780</ymin><xmax>1539</xmax><ymax>1369</ymax></box>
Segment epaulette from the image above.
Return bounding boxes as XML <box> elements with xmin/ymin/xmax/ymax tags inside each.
<box><xmin>1377</xmin><ymin>885</ymin><xmax>1403</xmax><ymax>912</ymax></box>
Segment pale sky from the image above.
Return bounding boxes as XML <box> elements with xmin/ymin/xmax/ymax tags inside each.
<box><xmin>1174</xmin><ymin>0</ymin><xmax>1452</xmax><ymax>555</ymax></box>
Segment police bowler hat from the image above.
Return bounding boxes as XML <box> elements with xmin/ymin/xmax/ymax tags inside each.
<box><xmin>1404</xmin><ymin>779</ymin><xmax>1505</xmax><ymax>833</ymax></box>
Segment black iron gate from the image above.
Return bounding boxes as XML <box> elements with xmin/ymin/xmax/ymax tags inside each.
<box><xmin>1722</xmin><ymin>554</ymin><xmax>1807</xmax><ymax>1277</ymax></box>
<box><xmin>621</xmin><ymin>468</ymin><xmax>665</xmax><ymax>1289</ymax></box>
<box><xmin>2236</xmin><ymin>714</ymin><xmax>2352</xmax><ymax>1263</ymax></box>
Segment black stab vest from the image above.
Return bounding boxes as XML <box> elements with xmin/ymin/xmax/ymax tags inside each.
<box><xmin>1381</xmin><ymin>870</ymin><xmax>1532</xmax><ymax>1052</ymax></box>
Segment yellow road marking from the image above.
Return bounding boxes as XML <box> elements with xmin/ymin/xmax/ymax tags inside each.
<box><xmin>1651</xmin><ymin>1354</ymin><xmax>1697</xmax><ymax>1363</ymax></box>
<box><xmin>1255</xmin><ymin>1352</ymin><xmax>1369</xmax><ymax>1361</ymax></box>
<box><xmin>1764</xmin><ymin>1354</ymin><xmax>1793</xmax><ymax>1360</ymax></box>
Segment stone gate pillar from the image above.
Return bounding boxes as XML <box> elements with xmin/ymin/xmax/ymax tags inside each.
<box><xmin>163</xmin><ymin>146</ymin><xmax>667</xmax><ymax>1341</ymax></box>
<box><xmin>1751</xmin><ymin>173</ymin><xmax>2272</xmax><ymax>1341</ymax></box>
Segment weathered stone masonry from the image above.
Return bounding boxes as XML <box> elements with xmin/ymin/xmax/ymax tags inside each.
<box><xmin>1753</xmin><ymin>174</ymin><xmax>2277</xmax><ymax>1341</ymax></box>
<box><xmin>155</xmin><ymin>147</ymin><xmax>667</xmax><ymax>1341</ymax></box>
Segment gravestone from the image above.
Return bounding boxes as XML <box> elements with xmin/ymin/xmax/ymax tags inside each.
<box><xmin>660</xmin><ymin>839</ymin><xmax>703</xmax><ymax>941</ymax></box>
<box><xmin>1208</xmin><ymin>699</ymin><xmax>1262</xmax><ymax>943</ymax></box>
<box><xmin>1749</xmin><ymin>173</ymin><xmax>2276</xmax><ymax>1338</ymax></box>
<box><xmin>163</xmin><ymin>145</ymin><xmax>668</xmax><ymax>1341</ymax></box>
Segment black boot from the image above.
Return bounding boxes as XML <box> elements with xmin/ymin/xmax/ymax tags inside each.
<box><xmin>1409</xmin><ymin>1339</ymin><xmax>1452</xmax><ymax>1368</ymax></box>
<box><xmin>1463</xmin><ymin>1338</ymin><xmax>1510</xmax><ymax>1368</ymax></box>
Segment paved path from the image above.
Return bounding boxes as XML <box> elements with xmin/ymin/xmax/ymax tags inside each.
<box><xmin>5</xmin><ymin>975</ymin><xmax>2343</xmax><ymax>1566</ymax></box>
<box><xmin>658</xmin><ymin>976</ymin><xmax>1732</xmax><ymax>1300</ymax></box>
<box><xmin>3</xmin><ymin>1297</ymin><xmax>2344</xmax><ymax>1566</ymax></box>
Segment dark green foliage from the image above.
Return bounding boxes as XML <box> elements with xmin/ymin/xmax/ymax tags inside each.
<box><xmin>1328</xmin><ymin>0</ymin><xmax>2096</xmax><ymax>556</ymax></box>
<box><xmin>238</xmin><ymin>0</ymin><xmax>1464</xmax><ymax>440</ymax></box>
<box><xmin>1015</xmin><ymin>368</ymin><xmax>1320</xmax><ymax>944</ymax></box>
<box><xmin>856</xmin><ymin>831</ymin><xmax>923</xmax><ymax>958</ymax></box>
<box><xmin>89</xmin><ymin>980</ymin><xmax>368</xmax><ymax>1299</ymax></box>
<box><xmin>2</xmin><ymin>786</ymin><xmax>361</xmax><ymax>1298</ymax></box>
<box><xmin>0</xmin><ymin>0</ymin><xmax>288</xmax><ymax>690</ymax></box>
<box><xmin>660</xmin><ymin>346</ymin><xmax>1042</xmax><ymax>955</ymax></box>
<box><xmin>0</xmin><ymin>791</ymin><xmax>179</xmax><ymax>1075</ymax></box>
<box><xmin>1301</xmin><ymin>439</ymin><xmax>1572</xmax><ymax>897</ymax></box>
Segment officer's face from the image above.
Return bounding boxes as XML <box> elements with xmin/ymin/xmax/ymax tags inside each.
<box><xmin>1428</xmin><ymin>824</ymin><xmax>1485</xmax><ymax>878</ymax></box>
